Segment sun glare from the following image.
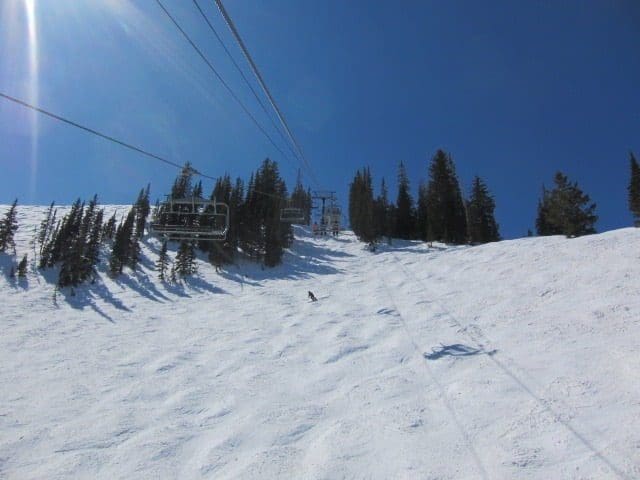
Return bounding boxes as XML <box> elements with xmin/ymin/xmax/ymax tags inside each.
<box><xmin>24</xmin><ymin>0</ymin><xmax>39</xmax><ymax>201</ymax></box>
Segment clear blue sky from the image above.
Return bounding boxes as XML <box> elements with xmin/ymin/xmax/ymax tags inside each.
<box><xmin>1</xmin><ymin>0</ymin><xmax>638</xmax><ymax>238</ymax></box>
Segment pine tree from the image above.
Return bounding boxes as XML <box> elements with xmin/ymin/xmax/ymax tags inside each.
<box><xmin>156</xmin><ymin>240</ymin><xmax>169</xmax><ymax>281</ymax></box>
<box><xmin>84</xmin><ymin>208</ymin><xmax>103</xmax><ymax>282</ymax></box>
<box><xmin>241</xmin><ymin>172</ymin><xmax>259</xmax><ymax>258</ymax></box>
<box><xmin>290</xmin><ymin>170</ymin><xmax>311</xmax><ymax>225</ymax></box>
<box><xmin>17</xmin><ymin>254</ymin><xmax>28</xmax><ymax>277</ymax></box>
<box><xmin>109</xmin><ymin>207</ymin><xmax>136</xmax><ymax>275</ymax></box>
<box><xmin>175</xmin><ymin>240</ymin><xmax>197</xmax><ymax>277</ymax></box>
<box><xmin>37</xmin><ymin>202</ymin><xmax>57</xmax><ymax>257</ymax></box>
<box><xmin>373</xmin><ymin>178</ymin><xmax>392</xmax><ymax>242</ymax></box>
<box><xmin>395</xmin><ymin>161</ymin><xmax>415</xmax><ymax>239</ymax></box>
<box><xmin>77</xmin><ymin>196</ymin><xmax>100</xmax><ymax>282</ymax></box>
<box><xmin>102</xmin><ymin>212</ymin><xmax>117</xmax><ymax>241</ymax></box>
<box><xmin>134</xmin><ymin>184</ymin><xmax>151</xmax><ymax>239</ymax></box>
<box><xmin>128</xmin><ymin>224</ymin><xmax>142</xmax><ymax>271</ymax></box>
<box><xmin>0</xmin><ymin>199</ymin><xmax>19</xmax><ymax>253</ymax></box>
<box><xmin>58</xmin><ymin>200</ymin><xmax>86</xmax><ymax>287</ymax></box>
<box><xmin>628</xmin><ymin>152</ymin><xmax>640</xmax><ymax>226</ymax></box>
<box><xmin>193</xmin><ymin>180</ymin><xmax>203</xmax><ymax>199</ymax></box>
<box><xmin>536</xmin><ymin>172</ymin><xmax>597</xmax><ymax>237</ymax></box>
<box><xmin>416</xmin><ymin>182</ymin><xmax>429</xmax><ymax>241</ymax></box>
<box><xmin>169</xmin><ymin>262</ymin><xmax>177</xmax><ymax>284</ymax></box>
<box><xmin>348</xmin><ymin>168</ymin><xmax>376</xmax><ymax>243</ymax></box>
<box><xmin>171</xmin><ymin>163</ymin><xmax>194</xmax><ymax>199</ymax></box>
<box><xmin>466</xmin><ymin>176</ymin><xmax>500</xmax><ymax>244</ymax></box>
<box><xmin>227</xmin><ymin>177</ymin><xmax>245</xmax><ymax>258</ymax></box>
<box><xmin>425</xmin><ymin>150</ymin><xmax>467</xmax><ymax>244</ymax></box>
<box><xmin>256</xmin><ymin>159</ymin><xmax>288</xmax><ymax>267</ymax></box>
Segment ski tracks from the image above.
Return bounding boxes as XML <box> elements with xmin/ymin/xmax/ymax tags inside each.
<box><xmin>378</xmin><ymin>272</ymin><xmax>491</xmax><ymax>480</ymax></box>
<box><xmin>384</xmin><ymin>250</ymin><xmax>631</xmax><ymax>479</ymax></box>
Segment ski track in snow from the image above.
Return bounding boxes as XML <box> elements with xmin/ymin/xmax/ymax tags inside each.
<box><xmin>0</xmin><ymin>204</ymin><xmax>639</xmax><ymax>479</ymax></box>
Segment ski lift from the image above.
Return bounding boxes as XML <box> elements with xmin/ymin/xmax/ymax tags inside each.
<box><xmin>150</xmin><ymin>195</ymin><xmax>229</xmax><ymax>242</ymax></box>
<box><xmin>280</xmin><ymin>206</ymin><xmax>306</xmax><ymax>224</ymax></box>
<box><xmin>323</xmin><ymin>205</ymin><xmax>341</xmax><ymax>235</ymax></box>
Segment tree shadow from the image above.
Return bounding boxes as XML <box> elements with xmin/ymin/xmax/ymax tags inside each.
<box><xmin>38</xmin><ymin>263</ymin><xmax>129</xmax><ymax>319</ymax></box>
<box><xmin>58</xmin><ymin>282</ymin><xmax>128</xmax><ymax>324</ymax></box>
<box><xmin>208</xmin><ymin>235</ymin><xmax>348</xmax><ymax>285</ymax></box>
<box><xmin>182</xmin><ymin>275</ymin><xmax>227</xmax><ymax>295</ymax></box>
<box><xmin>113</xmin><ymin>268</ymin><xmax>172</xmax><ymax>303</ymax></box>
<box><xmin>0</xmin><ymin>253</ymin><xmax>16</xmax><ymax>282</ymax></box>
<box><xmin>424</xmin><ymin>343</ymin><xmax>497</xmax><ymax>360</ymax></box>
<box><xmin>372</xmin><ymin>239</ymin><xmax>469</xmax><ymax>256</ymax></box>
<box><xmin>215</xmin><ymin>267</ymin><xmax>262</xmax><ymax>288</ymax></box>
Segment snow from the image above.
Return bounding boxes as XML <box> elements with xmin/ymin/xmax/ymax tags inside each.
<box><xmin>1</xmin><ymin>204</ymin><xmax>639</xmax><ymax>479</ymax></box>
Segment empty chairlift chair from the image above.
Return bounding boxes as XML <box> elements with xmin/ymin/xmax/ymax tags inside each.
<box><xmin>280</xmin><ymin>206</ymin><xmax>307</xmax><ymax>224</ymax></box>
<box><xmin>150</xmin><ymin>196</ymin><xmax>229</xmax><ymax>242</ymax></box>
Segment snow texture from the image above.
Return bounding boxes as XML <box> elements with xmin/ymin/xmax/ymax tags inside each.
<box><xmin>1</xmin><ymin>205</ymin><xmax>639</xmax><ymax>479</ymax></box>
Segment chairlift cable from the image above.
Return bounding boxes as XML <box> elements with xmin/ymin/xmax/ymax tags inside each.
<box><xmin>0</xmin><ymin>91</ymin><xmax>215</xmax><ymax>180</ymax></box>
<box><xmin>154</xmin><ymin>0</ymin><xmax>297</xmax><ymax>173</ymax></box>
<box><xmin>1</xmin><ymin>91</ymin><xmax>289</xmax><ymax>203</ymax></box>
<box><xmin>212</xmin><ymin>0</ymin><xmax>322</xmax><ymax>188</ymax></box>
<box><xmin>191</xmin><ymin>0</ymin><xmax>300</xmax><ymax>165</ymax></box>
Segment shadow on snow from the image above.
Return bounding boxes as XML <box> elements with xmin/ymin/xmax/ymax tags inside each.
<box><xmin>424</xmin><ymin>343</ymin><xmax>497</xmax><ymax>360</ymax></box>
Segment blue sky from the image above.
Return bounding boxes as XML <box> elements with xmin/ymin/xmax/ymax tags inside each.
<box><xmin>1</xmin><ymin>0</ymin><xmax>638</xmax><ymax>238</ymax></box>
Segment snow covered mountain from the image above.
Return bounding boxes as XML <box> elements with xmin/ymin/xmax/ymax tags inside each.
<box><xmin>1</xmin><ymin>205</ymin><xmax>639</xmax><ymax>479</ymax></box>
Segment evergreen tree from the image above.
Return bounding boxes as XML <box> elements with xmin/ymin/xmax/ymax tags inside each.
<box><xmin>348</xmin><ymin>168</ymin><xmax>376</xmax><ymax>243</ymax></box>
<box><xmin>17</xmin><ymin>254</ymin><xmax>28</xmax><ymax>277</ymax></box>
<box><xmin>156</xmin><ymin>240</ymin><xmax>169</xmax><ymax>281</ymax></box>
<box><xmin>535</xmin><ymin>194</ymin><xmax>553</xmax><ymax>235</ymax></box>
<box><xmin>203</xmin><ymin>174</ymin><xmax>233</xmax><ymax>259</ymax></box>
<box><xmin>290</xmin><ymin>170</ymin><xmax>312</xmax><ymax>225</ymax></box>
<box><xmin>76</xmin><ymin>196</ymin><xmax>100</xmax><ymax>282</ymax></box>
<box><xmin>395</xmin><ymin>161</ymin><xmax>415</xmax><ymax>239</ymax></box>
<box><xmin>171</xmin><ymin>162</ymin><xmax>194</xmax><ymax>199</ymax></box>
<box><xmin>84</xmin><ymin>208</ymin><xmax>103</xmax><ymax>281</ymax></box>
<box><xmin>536</xmin><ymin>171</ymin><xmax>597</xmax><ymax>237</ymax></box>
<box><xmin>58</xmin><ymin>200</ymin><xmax>86</xmax><ymax>287</ymax></box>
<box><xmin>227</xmin><ymin>177</ymin><xmax>245</xmax><ymax>257</ymax></box>
<box><xmin>416</xmin><ymin>182</ymin><xmax>429</xmax><ymax>241</ymax></box>
<box><xmin>169</xmin><ymin>262</ymin><xmax>177</xmax><ymax>283</ymax></box>
<box><xmin>0</xmin><ymin>199</ymin><xmax>19</xmax><ymax>253</ymax></box>
<box><xmin>102</xmin><ymin>212</ymin><xmax>117</xmax><ymax>241</ymax></box>
<box><xmin>628</xmin><ymin>152</ymin><xmax>640</xmax><ymax>226</ymax></box>
<box><xmin>37</xmin><ymin>202</ymin><xmax>57</xmax><ymax>257</ymax></box>
<box><xmin>373</xmin><ymin>178</ymin><xmax>392</xmax><ymax>242</ymax></box>
<box><xmin>241</xmin><ymin>172</ymin><xmax>259</xmax><ymax>258</ymax></box>
<box><xmin>129</xmin><ymin>224</ymin><xmax>142</xmax><ymax>271</ymax></box>
<box><xmin>466</xmin><ymin>176</ymin><xmax>500</xmax><ymax>244</ymax></box>
<box><xmin>134</xmin><ymin>184</ymin><xmax>151</xmax><ymax>239</ymax></box>
<box><xmin>425</xmin><ymin>150</ymin><xmax>467</xmax><ymax>244</ymax></box>
<box><xmin>109</xmin><ymin>207</ymin><xmax>136</xmax><ymax>275</ymax></box>
<box><xmin>175</xmin><ymin>240</ymin><xmax>197</xmax><ymax>277</ymax></box>
<box><xmin>257</xmin><ymin>159</ymin><xmax>289</xmax><ymax>266</ymax></box>
<box><xmin>193</xmin><ymin>180</ymin><xmax>203</xmax><ymax>199</ymax></box>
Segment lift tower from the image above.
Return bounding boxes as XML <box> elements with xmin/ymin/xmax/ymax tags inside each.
<box><xmin>312</xmin><ymin>191</ymin><xmax>340</xmax><ymax>236</ymax></box>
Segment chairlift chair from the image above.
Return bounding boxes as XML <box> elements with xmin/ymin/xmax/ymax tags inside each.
<box><xmin>280</xmin><ymin>207</ymin><xmax>306</xmax><ymax>224</ymax></box>
<box><xmin>150</xmin><ymin>195</ymin><xmax>229</xmax><ymax>242</ymax></box>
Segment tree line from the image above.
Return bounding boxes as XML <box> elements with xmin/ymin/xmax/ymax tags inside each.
<box><xmin>349</xmin><ymin>149</ymin><xmax>499</xmax><ymax>245</ymax></box>
<box><xmin>349</xmin><ymin>150</ymin><xmax>640</xmax><ymax>246</ymax></box>
<box><xmin>0</xmin><ymin>157</ymin><xmax>313</xmax><ymax>289</ymax></box>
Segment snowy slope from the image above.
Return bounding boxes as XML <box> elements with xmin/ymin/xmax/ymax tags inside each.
<box><xmin>1</xmin><ymin>205</ymin><xmax>639</xmax><ymax>479</ymax></box>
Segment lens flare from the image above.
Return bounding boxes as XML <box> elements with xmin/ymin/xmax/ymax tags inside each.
<box><xmin>25</xmin><ymin>0</ymin><xmax>38</xmax><ymax>201</ymax></box>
